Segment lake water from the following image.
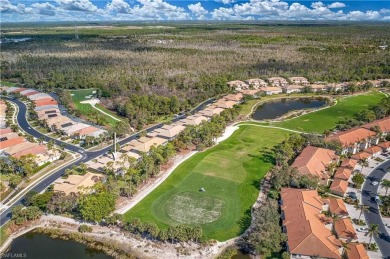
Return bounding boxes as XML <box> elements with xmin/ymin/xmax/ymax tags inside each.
<box><xmin>251</xmin><ymin>97</ymin><xmax>327</xmax><ymax>120</ymax></box>
<box><xmin>4</xmin><ymin>232</ymin><xmax>112</xmax><ymax>259</ymax></box>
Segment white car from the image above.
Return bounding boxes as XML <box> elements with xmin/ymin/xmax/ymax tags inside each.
<box><xmin>357</xmin><ymin>228</ymin><xmax>368</xmax><ymax>232</ymax></box>
<box><xmin>372</xmin><ymin>181</ymin><xmax>379</xmax><ymax>186</ymax></box>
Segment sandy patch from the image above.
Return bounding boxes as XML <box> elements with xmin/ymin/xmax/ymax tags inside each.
<box><xmin>80</xmin><ymin>98</ymin><xmax>101</xmax><ymax>105</ymax></box>
<box><xmin>216</xmin><ymin>125</ymin><xmax>239</xmax><ymax>144</ymax></box>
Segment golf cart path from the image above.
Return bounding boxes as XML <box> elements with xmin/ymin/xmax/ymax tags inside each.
<box><xmin>81</xmin><ymin>98</ymin><xmax>121</xmax><ymax>122</ymax></box>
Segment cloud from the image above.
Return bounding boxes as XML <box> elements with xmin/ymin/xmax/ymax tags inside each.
<box><xmin>211</xmin><ymin>0</ymin><xmax>386</xmax><ymax>21</ymax></box>
<box><xmin>106</xmin><ymin>0</ymin><xmax>130</xmax><ymax>13</ymax></box>
<box><xmin>219</xmin><ymin>0</ymin><xmax>236</xmax><ymax>4</ymax></box>
<box><xmin>31</xmin><ymin>2</ymin><xmax>56</xmax><ymax>16</ymax></box>
<box><xmin>328</xmin><ymin>2</ymin><xmax>346</xmax><ymax>9</ymax></box>
<box><xmin>1</xmin><ymin>0</ymin><xmax>389</xmax><ymax>22</ymax></box>
<box><xmin>0</xmin><ymin>0</ymin><xmax>25</xmax><ymax>13</ymax></box>
<box><xmin>188</xmin><ymin>2</ymin><xmax>208</xmax><ymax>15</ymax></box>
<box><xmin>311</xmin><ymin>2</ymin><xmax>325</xmax><ymax>9</ymax></box>
<box><xmin>129</xmin><ymin>0</ymin><xmax>190</xmax><ymax>20</ymax></box>
<box><xmin>56</xmin><ymin>0</ymin><xmax>98</xmax><ymax>12</ymax></box>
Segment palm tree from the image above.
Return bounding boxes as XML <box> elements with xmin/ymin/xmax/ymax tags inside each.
<box><xmin>340</xmin><ymin>241</ymin><xmax>350</xmax><ymax>258</ymax></box>
<box><xmin>358</xmin><ymin>158</ymin><xmax>369</xmax><ymax>172</ymax></box>
<box><xmin>381</xmin><ymin>179</ymin><xmax>390</xmax><ymax>196</ymax></box>
<box><xmin>366</xmin><ymin>224</ymin><xmax>380</xmax><ymax>245</ymax></box>
<box><xmin>355</xmin><ymin>204</ymin><xmax>369</xmax><ymax>221</ymax></box>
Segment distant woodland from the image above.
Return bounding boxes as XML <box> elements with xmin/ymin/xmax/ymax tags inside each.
<box><xmin>1</xmin><ymin>23</ymin><xmax>390</xmax><ymax>125</ymax></box>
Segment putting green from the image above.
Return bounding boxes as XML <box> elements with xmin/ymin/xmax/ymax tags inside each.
<box><xmin>165</xmin><ymin>192</ymin><xmax>224</xmax><ymax>224</ymax></box>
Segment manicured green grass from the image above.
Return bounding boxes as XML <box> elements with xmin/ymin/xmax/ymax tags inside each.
<box><xmin>273</xmin><ymin>91</ymin><xmax>385</xmax><ymax>133</ymax></box>
<box><xmin>0</xmin><ymin>81</ymin><xmax>16</xmax><ymax>87</ymax></box>
<box><xmin>68</xmin><ymin>89</ymin><xmax>123</xmax><ymax>127</ymax></box>
<box><xmin>125</xmin><ymin>125</ymin><xmax>289</xmax><ymax>241</ymax></box>
<box><xmin>0</xmin><ymin>222</ymin><xmax>11</xmax><ymax>246</ymax></box>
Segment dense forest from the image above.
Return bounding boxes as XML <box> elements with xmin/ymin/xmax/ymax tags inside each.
<box><xmin>1</xmin><ymin>23</ymin><xmax>390</xmax><ymax>121</ymax></box>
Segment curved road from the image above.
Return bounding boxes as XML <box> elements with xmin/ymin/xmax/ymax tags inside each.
<box><xmin>0</xmin><ymin>96</ymin><xmax>214</xmax><ymax>226</ymax></box>
<box><xmin>362</xmin><ymin>159</ymin><xmax>390</xmax><ymax>258</ymax></box>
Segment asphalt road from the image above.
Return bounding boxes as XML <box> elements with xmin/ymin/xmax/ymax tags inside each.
<box><xmin>361</xmin><ymin>159</ymin><xmax>390</xmax><ymax>258</ymax></box>
<box><xmin>0</xmin><ymin>96</ymin><xmax>215</xmax><ymax>226</ymax></box>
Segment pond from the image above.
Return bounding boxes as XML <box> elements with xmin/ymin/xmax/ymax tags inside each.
<box><xmin>4</xmin><ymin>232</ymin><xmax>112</xmax><ymax>259</ymax></box>
<box><xmin>251</xmin><ymin>97</ymin><xmax>328</xmax><ymax>120</ymax></box>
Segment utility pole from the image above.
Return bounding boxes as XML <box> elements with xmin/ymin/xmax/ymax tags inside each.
<box><xmin>113</xmin><ymin>132</ymin><xmax>117</xmax><ymax>161</ymax></box>
<box><xmin>74</xmin><ymin>21</ymin><xmax>79</xmax><ymax>40</ymax></box>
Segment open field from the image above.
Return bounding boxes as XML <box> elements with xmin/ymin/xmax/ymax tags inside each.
<box><xmin>68</xmin><ymin>89</ymin><xmax>123</xmax><ymax>127</ymax></box>
<box><xmin>125</xmin><ymin>125</ymin><xmax>288</xmax><ymax>241</ymax></box>
<box><xmin>272</xmin><ymin>91</ymin><xmax>385</xmax><ymax>133</ymax></box>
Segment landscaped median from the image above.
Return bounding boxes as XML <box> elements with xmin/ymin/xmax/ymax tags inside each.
<box><xmin>124</xmin><ymin>125</ymin><xmax>290</xmax><ymax>241</ymax></box>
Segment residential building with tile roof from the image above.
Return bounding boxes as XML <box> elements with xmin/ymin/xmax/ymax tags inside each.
<box><xmin>345</xmin><ymin>243</ymin><xmax>369</xmax><ymax>259</ymax></box>
<box><xmin>291</xmin><ymin>146</ymin><xmax>338</xmax><ymax>184</ymax></box>
<box><xmin>362</xmin><ymin>117</ymin><xmax>390</xmax><ymax>135</ymax></box>
<box><xmin>328</xmin><ymin>198</ymin><xmax>348</xmax><ymax>216</ymax></box>
<box><xmin>325</xmin><ymin>128</ymin><xmax>377</xmax><ymax>154</ymax></box>
<box><xmin>53</xmin><ymin>172</ymin><xmax>103</xmax><ymax>196</ymax></box>
<box><xmin>280</xmin><ymin>188</ymin><xmax>341</xmax><ymax>259</ymax></box>
<box><xmin>333</xmin><ymin>218</ymin><xmax>357</xmax><ymax>241</ymax></box>
<box><xmin>330</xmin><ymin>179</ymin><xmax>349</xmax><ymax>197</ymax></box>
<box><xmin>333</xmin><ymin>167</ymin><xmax>352</xmax><ymax>181</ymax></box>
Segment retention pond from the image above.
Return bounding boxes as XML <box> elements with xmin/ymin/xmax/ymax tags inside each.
<box><xmin>251</xmin><ymin>97</ymin><xmax>328</xmax><ymax>120</ymax></box>
<box><xmin>5</xmin><ymin>232</ymin><xmax>112</xmax><ymax>259</ymax></box>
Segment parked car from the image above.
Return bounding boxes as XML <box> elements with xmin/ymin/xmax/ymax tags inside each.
<box><xmin>357</xmin><ymin>227</ymin><xmax>368</xmax><ymax>232</ymax></box>
<box><xmin>372</xmin><ymin>181</ymin><xmax>379</xmax><ymax>186</ymax></box>
<box><xmin>348</xmin><ymin>192</ymin><xmax>357</xmax><ymax>200</ymax></box>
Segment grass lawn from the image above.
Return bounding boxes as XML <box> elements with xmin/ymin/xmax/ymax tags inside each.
<box><xmin>68</xmin><ymin>89</ymin><xmax>123</xmax><ymax>127</ymax></box>
<box><xmin>125</xmin><ymin>125</ymin><xmax>289</xmax><ymax>241</ymax></box>
<box><xmin>0</xmin><ymin>81</ymin><xmax>16</xmax><ymax>87</ymax></box>
<box><xmin>272</xmin><ymin>91</ymin><xmax>385</xmax><ymax>133</ymax></box>
<box><xmin>0</xmin><ymin>222</ymin><xmax>11</xmax><ymax>246</ymax></box>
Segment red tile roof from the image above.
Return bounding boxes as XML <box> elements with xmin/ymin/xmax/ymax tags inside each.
<box><xmin>340</xmin><ymin>158</ymin><xmax>357</xmax><ymax>169</ymax></box>
<box><xmin>351</xmin><ymin>152</ymin><xmax>371</xmax><ymax>161</ymax></box>
<box><xmin>0</xmin><ymin>128</ymin><xmax>13</xmax><ymax>135</ymax></box>
<box><xmin>24</xmin><ymin>91</ymin><xmax>40</xmax><ymax>96</ymax></box>
<box><xmin>333</xmin><ymin>218</ymin><xmax>357</xmax><ymax>240</ymax></box>
<box><xmin>34</xmin><ymin>98</ymin><xmax>58</xmax><ymax>107</ymax></box>
<box><xmin>73</xmin><ymin>126</ymin><xmax>99</xmax><ymax>136</ymax></box>
<box><xmin>378</xmin><ymin>141</ymin><xmax>390</xmax><ymax>149</ymax></box>
<box><xmin>325</xmin><ymin>128</ymin><xmax>376</xmax><ymax>147</ymax></box>
<box><xmin>334</xmin><ymin>167</ymin><xmax>352</xmax><ymax>181</ymax></box>
<box><xmin>13</xmin><ymin>88</ymin><xmax>26</xmax><ymax>92</ymax></box>
<box><xmin>362</xmin><ymin>117</ymin><xmax>390</xmax><ymax>133</ymax></box>
<box><xmin>364</xmin><ymin>146</ymin><xmax>382</xmax><ymax>155</ymax></box>
<box><xmin>330</xmin><ymin>179</ymin><xmax>348</xmax><ymax>196</ymax></box>
<box><xmin>291</xmin><ymin>146</ymin><xmax>338</xmax><ymax>182</ymax></box>
<box><xmin>346</xmin><ymin>243</ymin><xmax>369</xmax><ymax>259</ymax></box>
<box><xmin>13</xmin><ymin>145</ymin><xmax>48</xmax><ymax>158</ymax></box>
<box><xmin>0</xmin><ymin>137</ymin><xmax>25</xmax><ymax>149</ymax></box>
<box><xmin>281</xmin><ymin>188</ymin><xmax>341</xmax><ymax>259</ymax></box>
<box><xmin>328</xmin><ymin>198</ymin><xmax>348</xmax><ymax>216</ymax></box>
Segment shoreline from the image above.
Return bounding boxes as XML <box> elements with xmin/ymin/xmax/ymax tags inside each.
<box><xmin>0</xmin><ymin>215</ymin><xmax>234</xmax><ymax>259</ymax></box>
